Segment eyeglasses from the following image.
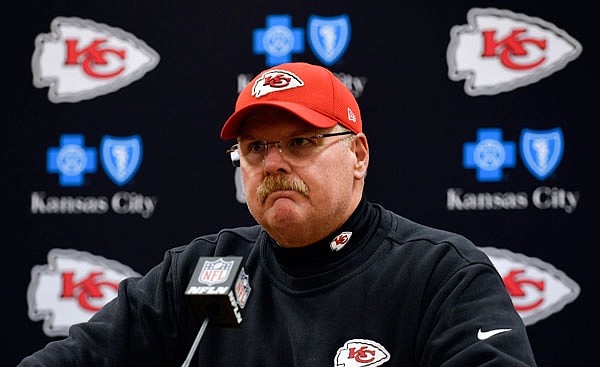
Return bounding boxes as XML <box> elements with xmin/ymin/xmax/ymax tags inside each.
<box><xmin>226</xmin><ymin>131</ymin><xmax>355</xmax><ymax>167</ymax></box>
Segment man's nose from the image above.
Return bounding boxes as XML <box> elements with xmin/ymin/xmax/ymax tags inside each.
<box><xmin>263</xmin><ymin>142</ymin><xmax>291</xmax><ymax>173</ymax></box>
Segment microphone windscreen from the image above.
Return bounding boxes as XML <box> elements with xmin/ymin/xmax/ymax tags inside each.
<box><xmin>184</xmin><ymin>256</ymin><xmax>251</xmax><ymax>327</ymax></box>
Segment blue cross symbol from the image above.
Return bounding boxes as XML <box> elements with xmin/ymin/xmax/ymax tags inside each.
<box><xmin>253</xmin><ymin>15</ymin><xmax>304</xmax><ymax>66</ymax></box>
<box><xmin>463</xmin><ymin>128</ymin><xmax>516</xmax><ymax>182</ymax></box>
<box><xmin>47</xmin><ymin>134</ymin><xmax>97</xmax><ymax>186</ymax></box>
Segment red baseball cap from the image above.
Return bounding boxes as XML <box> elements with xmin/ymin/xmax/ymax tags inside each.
<box><xmin>220</xmin><ymin>62</ymin><xmax>362</xmax><ymax>140</ymax></box>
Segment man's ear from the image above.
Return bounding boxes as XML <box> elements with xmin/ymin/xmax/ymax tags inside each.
<box><xmin>353</xmin><ymin>133</ymin><xmax>369</xmax><ymax>179</ymax></box>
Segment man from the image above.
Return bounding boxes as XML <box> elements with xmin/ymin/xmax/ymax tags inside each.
<box><xmin>19</xmin><ymin>62</ymin><xmax>537</xmax><ymax>366</ymax></box>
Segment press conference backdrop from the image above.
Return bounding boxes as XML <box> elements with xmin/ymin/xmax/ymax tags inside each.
<box><xmin>10</xmin><ymin>1</ymin><xmax>594</xmax><ymax>365</ymax></box>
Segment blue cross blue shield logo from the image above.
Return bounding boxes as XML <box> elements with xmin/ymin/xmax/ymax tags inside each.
<box><xmin>100</xmin><ymin>135</ymin><xmax>143</xmax><ymax>186</ymax></box>
<box><xmin>253</xmin><ymin>15</ymin><xmax>304</xmax><ymax>66</ymax></box>
<box><xmin>520</xmin><ymin>127</ymin><xmax>564</xmax><ymax>180</ymax></box>
<box><xmin>307</xmin><ymin>15</ymin><xmax>351</xmax><ymax>66</ymax></box>
<box><xmin>463</xmin><ymin>128</ymin><xmax>516</xmax><ymax>182</ymax></box>
<box><xmin>47</xmin><ymin>134</ymin><xmax>97</xmax><ymax>186</ymax></box>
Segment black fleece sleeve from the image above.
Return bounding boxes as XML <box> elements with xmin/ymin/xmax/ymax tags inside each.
<box><xmin>417</xmin><ymin>261</ymin><xmax>537</xmax><ymax>366</ymax></box>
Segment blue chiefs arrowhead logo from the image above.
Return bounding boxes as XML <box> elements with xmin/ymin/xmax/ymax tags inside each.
<box><xmin>520</xmin><ymin>127</ymin><xmax>563</xmax><ymax>180</ymax></box>
<box><xmin>100</xmin><ymin>134</ymin><xmax>143</xmax><ymax>186</ymax></box>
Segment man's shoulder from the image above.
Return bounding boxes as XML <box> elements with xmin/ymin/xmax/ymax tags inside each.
<box><xmin>378</xmin><ymin>205</ymin><xmax>486</xmax><ymax>262</ymax></box>
<box><xmin>165</xmin><ymin>225</ymin><xmax>263</xmax><ymax>262</ymax></box>
<box><xmin>191</xmin><ymin>225</ymin><xmax>264</xmax><ymax>245</ymax></box>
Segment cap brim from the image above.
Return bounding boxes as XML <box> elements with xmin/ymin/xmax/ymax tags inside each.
<box><xmin>220</xmin><ymin>101</ymin><xmax>339</xmax><ymax>140</ymax></box>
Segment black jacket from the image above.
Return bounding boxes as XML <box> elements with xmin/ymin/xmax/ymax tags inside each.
<box><xmin>19</xmin><ymin>202</ymin><xmax>537</xmax><ymax>366</ymax></box>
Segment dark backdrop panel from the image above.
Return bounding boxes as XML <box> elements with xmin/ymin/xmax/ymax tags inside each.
<box><xmin>10</xmin><ymin>1</ymin><xmax>594</xmax><ymax>365</ymax></box>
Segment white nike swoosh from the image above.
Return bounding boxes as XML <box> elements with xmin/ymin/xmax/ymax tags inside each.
<box><xmin>477</xmin><ymin>328</ymin><xmax>512</xmax><ymax>340</ymax></box>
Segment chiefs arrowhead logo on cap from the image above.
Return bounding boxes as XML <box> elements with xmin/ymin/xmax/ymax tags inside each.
<box><xmin>252</xmin><ymin>69</ymin><xmax>305</xmax><ymax>98</ymax></box>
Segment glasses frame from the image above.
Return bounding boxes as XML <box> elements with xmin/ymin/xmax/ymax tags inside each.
<box><xmin>226</xmin><ymin>130</ymin><xmax>355</xmax><ymax>167</ymax></box>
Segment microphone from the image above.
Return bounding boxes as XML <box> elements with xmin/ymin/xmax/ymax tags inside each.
<box><xmin>181</xmin><ymin>257</ymin><xmax>251</xmax><ymax>367</ymax></box>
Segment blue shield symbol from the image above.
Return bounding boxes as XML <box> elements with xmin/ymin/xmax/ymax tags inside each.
<box><xmin>520</xmin><ymin>128</ymin><xmax>563</xmax><ymax>180</ymax></box>
<box><xmin>100</xmin><ymin>135</ymin><xmax>143</xmax><ymax>186</ymax></box>
<box><xmin>307</xmin><ymin>15</ymin><xmax>351</xmax><ymax>66</ymax></box>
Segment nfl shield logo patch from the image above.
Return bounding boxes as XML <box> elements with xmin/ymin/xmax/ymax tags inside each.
<box><xmin>520</xmin><ymin>127</ymin><xmax>564</xmax><ymax>180</ymax></box>
<box><xmin>307</xmin><ymin>15</ymin><xmax>351</xmax><ymax>66</ymax></box>
<box><xmin>198</xmin><ymin>258</ymin><xmax>234</xmax><ymax>286</ymax></box>
<box><xmin>235</xmin><ymin>268</ymin><xmax>252</xmax><ymax>309</ymax></box>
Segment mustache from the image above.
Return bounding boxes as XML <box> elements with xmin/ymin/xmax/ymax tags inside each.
<box><xmin>256</xmin><ymin>175</ymin><xmax>309</xmax><ymax>204</ymax></box>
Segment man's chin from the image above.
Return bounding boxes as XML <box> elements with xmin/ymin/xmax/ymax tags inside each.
<box><xmin>263</xmin><ymin>200</ymin><xmax>305</xmax><ymax>226</ymax></box>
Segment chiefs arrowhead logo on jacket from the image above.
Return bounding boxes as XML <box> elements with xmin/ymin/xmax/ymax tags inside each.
<box><xmin>334</xmin><ymin>339</ymin><xmax>390</xmax><ymax>367</ymax></box>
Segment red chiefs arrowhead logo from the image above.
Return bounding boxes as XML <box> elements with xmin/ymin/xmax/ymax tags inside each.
<box><xmin>27</xmin><ymin>248</ymin><xmax>140</xmax><ymax>337</ymax></box>
<box><xmin>330</xmin><ymin>231</ymin><xmax>353</xmax><ymax>251</ymax></box>
<box><xmin>447</xmin><ymin>8</ymin><xmax>582</xmax><ymax>96</ymax></box>
<box><xmin>251</xmin><ymin>69</ymin><xmax>304</xmax><ymax>98</ymax></box>
<box><xmin>335</xmin><ymin>339</ymin><xmax>390</xmax><ymax>367</ymax></box>
<box><xmin>480</xmin><ymin>246</ymin><xmax>580</xmax><ymax>325</ymax></box>
<box><xmin>32</xmin><ymin>17</ymin><xmax>160</xmax><ymax>103</ymax></box>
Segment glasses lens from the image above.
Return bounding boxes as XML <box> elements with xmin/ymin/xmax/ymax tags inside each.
<box><xmin>240</xmin><ymin>140</ymin><xmax>267</xmax><ymax>165</ymax></box>
<box><xmin>284</xmin><ymin>136</ymin><xmax>318</xmax><ymax>159</ymax></box>
<box><xmin>233</xmin><ymin>131</ymin><xmax>354</xmax><ymax>167</ymax></box>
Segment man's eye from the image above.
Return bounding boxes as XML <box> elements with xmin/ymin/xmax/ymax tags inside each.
<box><xmin>288</xmin><ymin>137</ymin><xmax>314</xmax><ymax>147</ymax></box>
<box><xmin>247</xmin><ymin>141</ymin><xmax>266</xmax><ymax>153</ymax></box>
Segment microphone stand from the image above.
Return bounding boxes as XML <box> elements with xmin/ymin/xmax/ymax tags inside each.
<box><xmin>181</xmin><ymin>316</ymin><xmax>209</xmax><ymax>367</ymax></box>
